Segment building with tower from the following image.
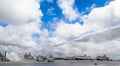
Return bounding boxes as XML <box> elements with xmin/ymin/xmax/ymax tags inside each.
<box><xmin>24</xmin><ymin>52</ymin><xmax>34</xmax><ymax>60</ymax></box>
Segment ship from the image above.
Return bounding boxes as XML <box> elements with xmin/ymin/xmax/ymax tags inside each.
<box><xmin>64</xmin><ymin>57</ymin><xmax>75</xmax><ymax>60</ymax></box>
<box><xmin>36</xmin><ymin>56</ymin><xmax>46</xmax><ymax>62</ymax></box>
<box><xmin>47</xmin><ymin>55</ymin><xmax>54</xmax><ymax>62</ymax></box>
<box><xmin>96</xmin><ymin>55</ymin><xmax>109</xmax><ymax>61</ymax></box>
<box><xmin>75</xmin><ymin>54</ymin><xmax>91</xmax><ymax>60</ymax></box>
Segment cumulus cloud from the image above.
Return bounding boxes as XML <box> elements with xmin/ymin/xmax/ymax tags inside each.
<box><xmin>53</xmin><ymin>22</ymin><xmax>89</xmax><ymax>40</ymax></box>
<box><xmin>57</xmin><ymin>0</ymin><xmax>81</xmax><ymax>22</ymax></box>
<box><xmin>0</xmin><ymin>0</ymin><xmax>42</xmax><ymax>25</ymax></box>
<box><xmin>0</xmin><ymin>0</ymin><xmax>42</xmax><ymax>45</ymax></box>
<box><xmin>83</xmin><ymin>0</ymin><xmax>120</xmax><ymax>28</ymax></box>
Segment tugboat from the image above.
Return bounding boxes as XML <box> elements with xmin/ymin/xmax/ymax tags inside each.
<box><xmin>47</xmin><ymin>55</ymin><xmax>54</xmax><ymax>62</ymax></box>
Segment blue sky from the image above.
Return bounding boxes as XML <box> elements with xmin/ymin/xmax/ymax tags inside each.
<box><xmin>75</xmin><ymin>0</ymin><xmax>112</xmax><ymax>13</ymax></box>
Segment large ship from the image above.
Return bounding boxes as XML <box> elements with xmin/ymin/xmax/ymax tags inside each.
<box><xmin>96</xmin><ymin>55</ymin><xmax>109</xmax><ymax>61</ymax></box>
<box><xmin>75</xmin><ymin>54</ymin><xmax>91</xmax><ymax>60</ymax></box>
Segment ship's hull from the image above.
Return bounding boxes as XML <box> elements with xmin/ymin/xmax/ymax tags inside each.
<box><xmin>75</xmin><ymin>57</ymin><xmax>91</xmax><ymax>60</ymax></box>
<box><xmin>47</xmin><ymin>58</ymin><xmax>54</xmax><ymax>62</ymax></box>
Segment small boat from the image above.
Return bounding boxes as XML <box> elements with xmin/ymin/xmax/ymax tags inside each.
<box><xmin>94</xmin><ymin>63</ymin><xmax>98</xmax><ymax>65</ymax></box>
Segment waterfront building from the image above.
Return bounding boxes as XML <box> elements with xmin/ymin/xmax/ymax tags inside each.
<box><xmin>96</xmin><ymin>55</ymin><xmax>109</xmax><ymax>61</ymax></box>
<box><xmin>0</xmin><ymin>52</ymin><xmax>10</xmax><ymax>61</ymax></box>
<box><xmin>24</xmin><ymin>52</ymin><xmax>47</xmax><ymax>61</ymax></box>
<box><xmin>0</xmin><ymin>52</ymin><xmax>3</xmax><ymax>61</ymax></box>
<box><xmin>24</xmin><ymin>52</ymin><xmax>33</xmax><ymax>60</ymax></box>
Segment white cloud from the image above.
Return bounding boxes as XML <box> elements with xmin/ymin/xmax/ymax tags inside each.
<box><xmin>83</xmin><ymin>0</ymin><xmax>120</xmax><ymax>28</ymax></box>
<box><xmin>0</xmin><ymin>19</ymin><xmax>41</xmax><ymax>48</ymax></box>
<box><xmin>0</xmin><ymin>0</ymin><xmax>42</xmax><ymax>25</ymax></box>
<box><xmin>57</xmin><ymin>0</ymin><xmax>81</xmax><ymax>22</ymax></box>
<box><xmin>53</xmin><ymin>21</ymin><xmax>89</xmax><ymax>40</ymax></box>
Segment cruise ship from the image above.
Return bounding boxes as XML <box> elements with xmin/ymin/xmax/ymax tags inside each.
<box><xmin>96</xmin><ymin>55</ymin><xmax>109</xmax><ymax>61</ymax></box>
<box><xmin>75</xmin><ymin>54</ymin><xmax>91</xmax><ymax>60</ymax></box>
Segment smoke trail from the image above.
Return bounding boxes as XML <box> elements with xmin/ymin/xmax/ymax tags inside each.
<box><xmin>54</xmin><ymin>25</ymin><xmax>120</xmax><ymax>47</ymax></box>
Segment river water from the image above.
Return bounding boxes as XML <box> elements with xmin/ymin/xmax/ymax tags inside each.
<box><xmin>0</xmin><ymin>61</ymin><xmax>120</xmax><ymax>66</ymax></box>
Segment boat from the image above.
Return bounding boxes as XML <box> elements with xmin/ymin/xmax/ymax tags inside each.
<box><xmin>64</xmin><ymin>57</ymin><xmax>75</xmax><ymax>60</ymax></box>
<box><xmin>75</xmin><ymin>54</ymin><xmax>91</xmax><ymax>60</ymax></box>
<box><xmin>96</xmin><ymin>55</ymin><xmax>109</xmax><ymax>61</ymax></box>
<box><xmin>36</xmin><ymin>56</ymin><xmax>46</xmax><ymax>62</ymax></box>
<box><xmin>47</xmin><ymin>55</ymin><xmax>54</xmax><ymax>62</ymax></box>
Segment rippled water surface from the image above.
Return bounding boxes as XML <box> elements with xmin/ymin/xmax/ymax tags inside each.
<box><xmin>0</xmin><ymin>61</ymin><xmax>120</xmax><ymax>66</ymax></box>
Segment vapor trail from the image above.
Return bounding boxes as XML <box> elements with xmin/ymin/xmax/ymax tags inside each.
<box><xmin>54</xmin><ymin>25</ymin><xmax>120</xmax><ymax>47</ymax></box>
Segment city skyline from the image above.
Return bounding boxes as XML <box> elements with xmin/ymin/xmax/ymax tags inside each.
<box><xmin>0</xmin><ymin>0</ymin><xmax>120</xmax><ymax>61</ymax></box>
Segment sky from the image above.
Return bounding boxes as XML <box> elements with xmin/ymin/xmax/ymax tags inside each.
<box><xmin>0</xmin><ymin>0</ymin><xmax>120</xmax><ymax>61</ymax></box>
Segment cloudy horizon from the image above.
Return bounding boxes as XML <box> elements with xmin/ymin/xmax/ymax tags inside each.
<box><xmin>0</xmin><ymin>0</ymin><xmax>120</xmax><ymax>61</ymax></box>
